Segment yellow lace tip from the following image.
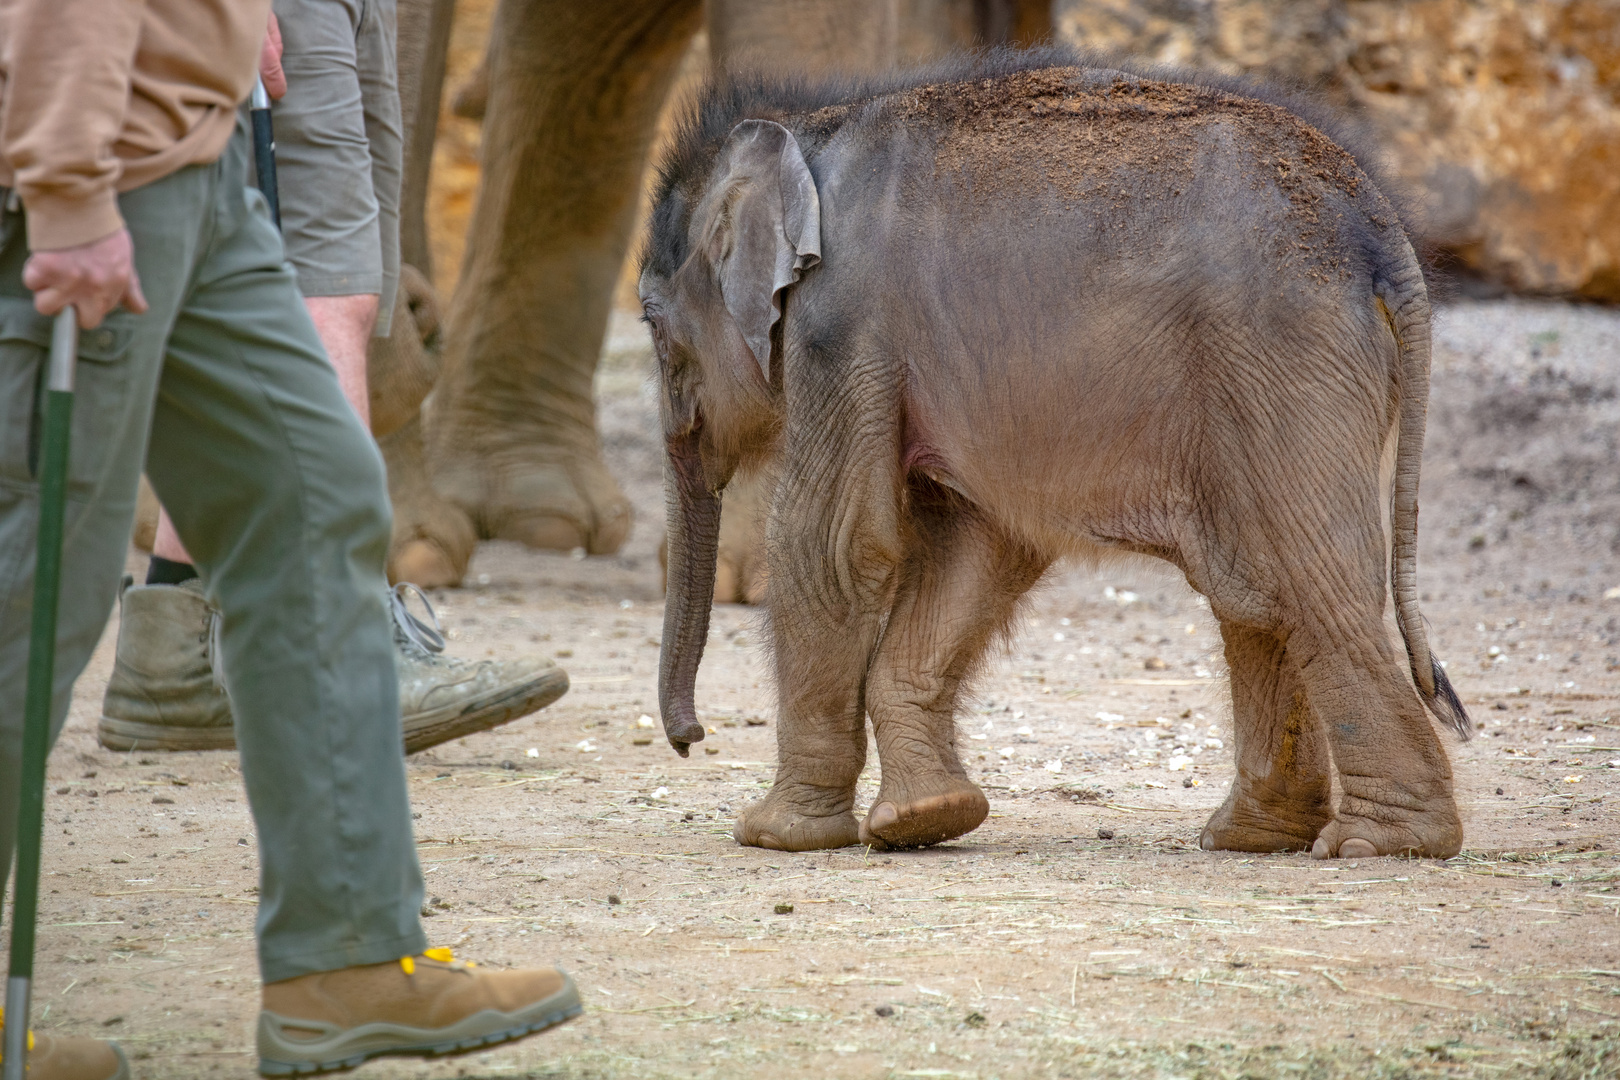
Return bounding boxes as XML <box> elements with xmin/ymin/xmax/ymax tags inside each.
<box><xmin>423</xmin><ymin>947</ymin><xmax>454</xmax><ymax>963</ymax></box>
<box><xmin>0</xmin><ymin>1011</ymin><xmax>36</xmax><ymax>1053</ymax></box>
<box><xmin>400</xmin><ymin>956</ymin><xmax>415</xmax><ymax>975</ymax></box>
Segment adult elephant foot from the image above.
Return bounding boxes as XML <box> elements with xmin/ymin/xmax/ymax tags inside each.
<box><xmin>858</xmin><ymin>776</ymin><xmax>988</xmax><ymax>850</ymax></box>
<box><xmin>1310</xmin><ymin>797</ymin><xmax>1464</xmax><ymax>859</ymax></box>
<box><xmin>1199</xmin><ymin>781</ymin><xmax>1331</xmax><ymax>853</ymax></box>
<box><xmin>430</xmin><ymin>438</ymin><xmax>633</xmax><ymax>555</ymax></box>
<box><xmin>659</xmin><ymin>471</ymin><xmax>769</xmax><ymax>603</ymax></box>
<box><xmin>733</xmin><ymin>786</ymin><xmax>860</xmax><ymax>851</ymax></box>
<box><xmin>381</xmin><ymin>414</ymin><xmax>478</xmax><ymax>588</ymax></box>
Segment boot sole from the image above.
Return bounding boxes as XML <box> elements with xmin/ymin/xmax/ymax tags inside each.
<box><xmin>256</xmin><ymin>977</ymin><xmax>581</xmax><ymax>1076</ymax></box>
<box><xmin>401</xmin><ymin>667</ymin><xmax>569</xmax><ymax>754</ymax></box>
<box><xmin>97</xmin><ymin>668</ymin><xmax>568</xmax><ymax>755</ymax></box>
<box><xmin>96</xmin><ymin>717</ymin><xmax>236</xmax><ymax>752</ymax></box>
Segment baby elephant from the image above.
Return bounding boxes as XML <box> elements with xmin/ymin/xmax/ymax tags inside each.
<box><xmin>642</xmin><ymin>49</ymin><xmax>1470</xmax><ymax>859</ymax></box>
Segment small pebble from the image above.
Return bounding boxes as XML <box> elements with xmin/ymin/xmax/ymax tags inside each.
<box><xmin>1097</xmin><ymin>828</ymin><xmax>1114</xmax><ymax>840</ymax></box>
<box><xmin>607</xmin><ymin>895</ymin><xmax>621</xmax><ymax>906</ymax></box>
<box><xmin>874</xmin><ymin>1005</ymin><xmax>894</xmax><ymax>1018</ymax></box>
<box><xmin>152</xmin><ymin>796</ymin><xmax>174</xmax><ymax>805</ymax></box>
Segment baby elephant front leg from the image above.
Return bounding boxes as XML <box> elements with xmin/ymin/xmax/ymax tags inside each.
<box><xmin>858</xmin><ymin>509</ymin><xmax>1045</xmax><ymax>850</ymax></box>
<box><xmin>859</xmin><ymin>702</ymin><xmax>987</xmax><ymax>850</ymax></box>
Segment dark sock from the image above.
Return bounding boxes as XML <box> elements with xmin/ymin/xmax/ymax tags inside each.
<box><xmin>146</xmin><ymin>556</ymin><xmax>199</xmax><ymax>586</ymax></box>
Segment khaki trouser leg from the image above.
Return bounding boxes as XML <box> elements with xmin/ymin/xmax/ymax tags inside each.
<box><xmin>0</xmin><ymin>128</ymin><xmax>426</xmax><ymax>983</ymax></box>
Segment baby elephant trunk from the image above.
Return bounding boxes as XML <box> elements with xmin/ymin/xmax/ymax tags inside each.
<box><xmin>657</xmin><ymin>429</ymin><xmax>720</xmax><ymax>756</ymax></box>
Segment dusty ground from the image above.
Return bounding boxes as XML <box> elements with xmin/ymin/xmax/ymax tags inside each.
<box><xmin>17</xmin><ymin>297</ymin><xmax>1620</xmax><ymax>1079</ymax></box>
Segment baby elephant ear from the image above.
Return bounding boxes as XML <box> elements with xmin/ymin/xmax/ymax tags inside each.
<box><xmin>708</xmin><ymin>119</ymin><xmax>821</xmax><ymax>381</ymax></box>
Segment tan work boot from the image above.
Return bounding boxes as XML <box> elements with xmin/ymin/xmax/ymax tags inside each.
<box><xmin>97</xmin><ymin>577</ymin><xmax>235</xmax><ymax>751</ymax></box>
<box><xmin>0</xmin><ymin>1017</ymin><xmax>129</xmax><ymax>1080</ymax></box>
<box><xmin>257</xmin><ymin>948</ymin><xmax>580</xmax><ymax>1076</ymax></box>
<box><xmin>98</xmin><ymin>582</ymin><xmax>568</xmax><ymax>754</ymax></box>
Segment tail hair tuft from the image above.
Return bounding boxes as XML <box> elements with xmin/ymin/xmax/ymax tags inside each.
<box><xmin>1425</xmin><ymin>658</ymin><xmax>1472</xmax><ymax>741</ymax></box>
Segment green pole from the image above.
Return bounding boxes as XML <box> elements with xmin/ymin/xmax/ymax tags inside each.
<box><xmin>4</xmin><ymin>307</ymin><xmax>76</xmax><ymax>1080</ymax></box>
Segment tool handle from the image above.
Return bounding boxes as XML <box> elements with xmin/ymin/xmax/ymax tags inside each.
<box><xmin>4</xmin><ymin>306</ymin><xmax>76</xmax><ymax>1080</ymax></box>
<box><xmin>250</xmin><ymin>78</ymin><xmax>281</xmax><ymax>229</ymax></box>
<box><xmin>48</xmin><ymin>306</ymin><xmax>76</xmax><ymax>392</ymax></box>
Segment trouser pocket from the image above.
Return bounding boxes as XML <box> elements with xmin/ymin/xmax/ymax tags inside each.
<box><xmin>0</xmin><ymin>297</ymin><xmax>138</xmax><ymax>492</ymax></box>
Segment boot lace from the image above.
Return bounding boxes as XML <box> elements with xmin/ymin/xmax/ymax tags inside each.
<box><xmin>0</xmin><ymin>1008</ymin><xmax>36</xmax><ymax>1052</ymax></box>
<box><xmin>208</xmin><ymin>607</ymin><xmax>229</xmax><ymax>696</ymax></box>
<box><xmin>388</xmin><ymin>582</ymin><xmax>446</xmax><ymax>657</ymax></box>
<box><xmin>201</xmin><ymin>583</ymin><xmax>443</xmax><ymax>695</ymax></box>
<box><xmin>399</xmin><ymin>947</ymin><xmax>476</xmax><ymax>975</ymax></box>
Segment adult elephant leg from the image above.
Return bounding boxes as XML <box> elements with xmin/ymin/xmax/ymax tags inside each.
<box><xmin>1199</xmin><ymin>624</ymin><xmax>1333</xmax><ymax>852</ymax></box>
<box><xmin>395</xmin><ymin>0</ymin><xmax>454</xmax><ymax>277</ymax></box>
<box><xmin>429</xmin><ymin>0</ymin><xmax>701</xmax><ymax>555</ymax></box>
<box><xmin>382</xmin><ymin>413</ymin><xmax>478</xmax><ymax>587</ymax></box>
<box><xmin>371</xmin><ymin>268</ymin><xmax>470</xmax><ymax>587</ymax></box>
<box><xmin>859</xmin><ymin>495</ymin><xmax>1048</xmax><ymax>850</ymax></box>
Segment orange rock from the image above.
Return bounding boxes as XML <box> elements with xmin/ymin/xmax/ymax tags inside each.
<box><xmin>1057</xmin><ymin>0</ymin><xmax>1620</xmax><ymax>300</ymax></box>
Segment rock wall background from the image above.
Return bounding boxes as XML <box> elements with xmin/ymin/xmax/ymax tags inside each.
<box><xmin>1055</xmin><ymin>0</ymin><xmax>1620</xmax><ymax>301</ymax></box>
<box><xmin>426</xmin><ymin>1</ymin><xmax>1620</xmax><ymax>304</ymax></box>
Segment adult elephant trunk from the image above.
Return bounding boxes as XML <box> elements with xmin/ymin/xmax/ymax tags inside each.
<box><xmin>658</xmin><ymin>430</ymin><xmax>720</xmax><ymax>756</ymax></box>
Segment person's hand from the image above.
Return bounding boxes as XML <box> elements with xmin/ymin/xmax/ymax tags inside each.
<box><xmin>260</xmin><ymin>12</ymin><xmax>287</xmax><ymax>100</ymax></box>
<box><xmin>23</xmin><ymin>229</ymin><xmax>148</xmax><ymax>329</ymax></box>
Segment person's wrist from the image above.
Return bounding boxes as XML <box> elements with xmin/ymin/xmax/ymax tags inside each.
<box><xmin>20</xmin><ymin>190</ymin><xmax>124</xmax><ymax>253</ymax></box>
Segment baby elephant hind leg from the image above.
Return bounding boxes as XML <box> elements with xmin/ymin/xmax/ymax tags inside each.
<box><xmin>1295</xmin><ymin>612</ymin><xmax>1463</xmax><ymax>860</ymax></box>
<box><xmin>860</xmin><ymin>507</ymin><xmax>1047</xmax><ymax>850</ymax></box>
<box><xmin>1200</xmin><ymin>624</ymin><xmax>1332</xmax><ymax>852</ymax></box>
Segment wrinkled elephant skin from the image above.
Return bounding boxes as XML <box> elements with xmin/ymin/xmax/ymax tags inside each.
<box><xmin>642</xmin><ymin>54</ymin><xmax>1472</xmax><ymax>859</ymax></box>
<box><xmin>390</xmin><ymin>0</ymin><xmax>1052</xmax><ymax>582</ymax></box>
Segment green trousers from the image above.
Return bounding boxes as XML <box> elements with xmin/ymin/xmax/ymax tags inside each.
<box><xmin>0</xmin><ymin>127</ymin><xmax>426</xmax><ymax>982</ymax></box>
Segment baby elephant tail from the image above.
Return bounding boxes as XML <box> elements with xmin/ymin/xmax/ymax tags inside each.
<box><xmin>1381</xmin><ymin>283</ymin><xmax>1473</xmax><ymax>742</ymax></box>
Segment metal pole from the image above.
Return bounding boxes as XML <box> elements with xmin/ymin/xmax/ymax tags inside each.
<box><xmin>250</xmin><ymin>78</ymin><xmax>281</xmax><ymax>228</ymax></box>
<box><xmin>4</xmin><ymin>308</ymin><xmax>76</xmax><ymax>1080</ymax></box>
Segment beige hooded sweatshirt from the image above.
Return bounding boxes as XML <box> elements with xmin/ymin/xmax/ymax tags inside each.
<box><xmin>0</xmin><ymin>0</ymin><xmax>270</xmax><ymax>250</ymax></box>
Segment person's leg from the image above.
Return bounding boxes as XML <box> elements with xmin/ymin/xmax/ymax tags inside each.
<box><xmin>145</xmin><ymin>136</ymin><xmax>423</xmax><ymax>979</ymax></box>
<box><xmin>0</xmin><ymin>164</ymin><xmax>217</xmax><ymax>1078</ymax></box>
<box><xmin>149</xmin><ymin>133</ymin><xmax>580</xmax><ymax>1075</ymax></box>
<box><xmin>305</xmin><ymin>293</ymin><xmax>378</xmax><ymax>427</ymax></box>
<box><xmin>275</xmin><ymin>0</ymin><xmax>385</xmax><ymax>393</ymax></box>
<box><xmin>0</xmin><ymin>163</ymin><xmax>211</xmax><ymax>884</ymax></box>
<box><xmin>355</xmin><ymin>0</ymin><xmax>402</xmax><ymax>335</ymax></box>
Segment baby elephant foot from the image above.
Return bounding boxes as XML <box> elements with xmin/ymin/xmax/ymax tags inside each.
<box><xmin>734</xmin><ymin>788</ymin><xmax>860</xmax><ymax>851</ymax></box>
<box><xmin>1310</xmin><ymin>800</ymin><xmax>1463</xmax><ymax>860</ymax></box>
<box><xmin>1199</xmin><ymin>782</ymin><xmax>1331</xmax><ymax>853</ymax></box>
<box><xmin>859</xmin><ymin>777</ymin><xmax>988</xmax><ymax>850</ymax></box>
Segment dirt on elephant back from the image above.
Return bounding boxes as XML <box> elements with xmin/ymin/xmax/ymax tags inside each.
<box><xmin>14</xmin><ymin>298</ymin><xmax>1620</xmax><ymax>1078</ymax></box>
<box><xmin>864</xmin><ymin>64</ymin><xmax>1381</xmax><ymax>285</ymax></box>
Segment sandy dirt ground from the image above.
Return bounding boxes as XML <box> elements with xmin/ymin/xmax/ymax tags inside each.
<box><xmin>15</xmin><ymin>297</ymin><xmax>1620</xmax><ymax>1079</ymax></box>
